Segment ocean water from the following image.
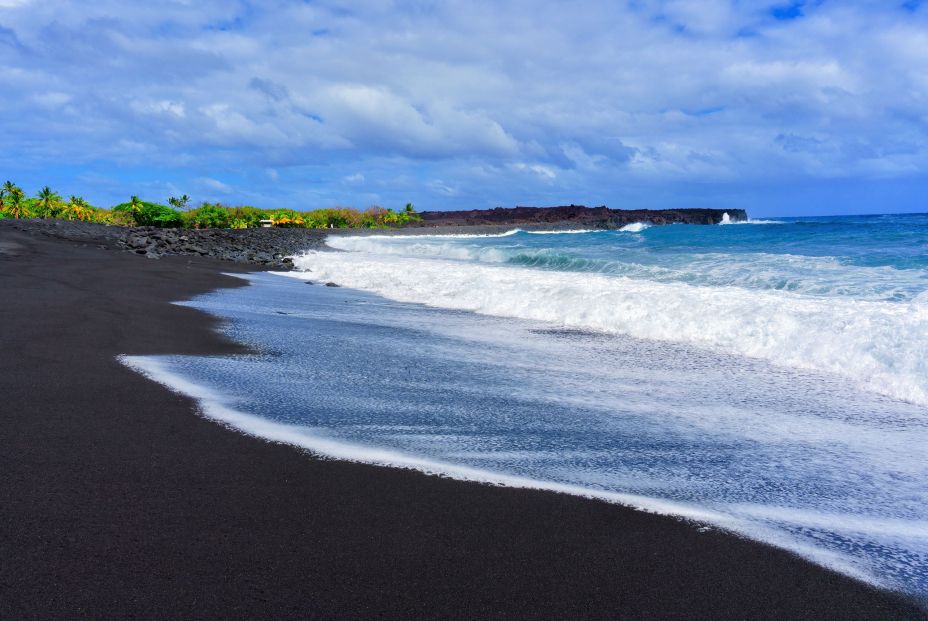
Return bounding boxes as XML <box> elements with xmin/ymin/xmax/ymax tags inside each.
<box><xmin>124</xmin><ymin>213</ymin><xmax>928</xmax><ymax>600</ymax></box>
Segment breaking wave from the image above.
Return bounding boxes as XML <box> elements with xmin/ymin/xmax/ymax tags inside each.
<box><xmin>325</xmin><ymin>237</ymin><xmax>928</xmax><ymax>302</ymax></box>
<box><xmin>292</xmin><ymin>245</ymin><xmax>928</xmax><ymax>406</ymax></box>
<box><xmin>719</xmin><ymin>212</ymin><xmax>783</xmax><ymax>225</ymax></box>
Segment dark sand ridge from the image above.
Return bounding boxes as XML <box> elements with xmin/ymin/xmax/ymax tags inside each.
<box><xmin>1</xmin><ymin>223</ymin><xmax>925</xmax><ymax>619</ymax></box>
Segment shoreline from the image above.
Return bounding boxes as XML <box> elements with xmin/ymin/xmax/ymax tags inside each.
<box><xmin>2</xmin><ymin>222</ymin><xmax>925</xmax><ymax>618</ymax></box>
<box><xmin>0</xmin><ymin>217</ymin><xmax>716</xmax><ymax>269</ymax></box>
<box><xmin>118</xmin><ymin>346</ymin><xmax>883</xmax><ymax>594</ymax></box>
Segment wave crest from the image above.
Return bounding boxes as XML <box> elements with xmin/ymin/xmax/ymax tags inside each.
<box><xmin>291</xmin><ymin>250</ymin><xmax>928</xmax><ymax>406</ymax></box>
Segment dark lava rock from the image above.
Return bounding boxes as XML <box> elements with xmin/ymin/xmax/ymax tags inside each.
<box><xmin>409</xmin><ymin>205</ymin><xmax>747</xmax><ymax>228</ymax></box>
<box><xmin>0</xmin><ymin>220</ymin><xmax>330</xmax><ymax>268</ymax></box>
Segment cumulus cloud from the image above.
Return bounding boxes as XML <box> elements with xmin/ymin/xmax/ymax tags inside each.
<box><xmin>0</xmin><ymin>0</ymin><xmax>926</xmax><ymax>214</ymax></box>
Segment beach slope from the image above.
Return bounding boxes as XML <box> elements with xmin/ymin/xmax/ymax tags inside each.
<box><xmin>0</xmin><ymin>224</ymin><xmax>924</xmax><ymax>619</ymax></box>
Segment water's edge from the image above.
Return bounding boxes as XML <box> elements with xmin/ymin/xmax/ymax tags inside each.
<box><xmin>115</xmin><ymin>270</ymin><xmax>901</xmax><ymax>598</ymax></box>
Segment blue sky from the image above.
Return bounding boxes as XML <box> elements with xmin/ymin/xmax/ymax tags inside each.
<box><xmin>1</xmin><ymin>0</ymin><xmax>926</xmax><ymax>217</ymax></box>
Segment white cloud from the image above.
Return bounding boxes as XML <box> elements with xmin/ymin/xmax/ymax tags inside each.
<box><xmin>514</xmin><ymin>162</ymin><xmax>557</xmax><ymax>180</ymax></box>
<box><xmin>0</xmin><ymin>0</ymin><xmax>926</xmax><ymax>213</ymax></box>
<box><xmin>195</xmin><ymin>177</ymin><xmax>232</xmax><ymax>193</ymax></box>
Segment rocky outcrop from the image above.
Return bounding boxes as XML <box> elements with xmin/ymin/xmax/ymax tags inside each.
<box><xmin>411</xmin><ymin>205</ymin><xmax>747</xmax><ymax>228</ymax></box>
<box><xmin>113</xmin><ymin>227</ymin><xmax>331</xmax><ymax>267</ymax></box>
<box><xmin>0</xmin><ymin>220</ymin><xmax>329</xmax><ymax>269</ymax></box>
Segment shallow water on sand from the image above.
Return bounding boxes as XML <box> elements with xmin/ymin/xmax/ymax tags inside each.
<box><xmin>126</xmin><ymin>271</ymin><xmax>928</xmax><ymax>601</ymax></box>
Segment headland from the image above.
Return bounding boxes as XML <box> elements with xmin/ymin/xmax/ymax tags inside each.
<box><xmin>413</xmin><ymin>205</ymin><xmax>746</xmax><ymax>228</ymax></box>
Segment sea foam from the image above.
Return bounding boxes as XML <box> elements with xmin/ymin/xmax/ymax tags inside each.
<box><xmin>116</xmin><ymin>266</ymin><xmax>928</xmax><ymax>598</ymax></box>
<box><xmin>291</xmin><ymin>243</ymin><xmax>928</xmax><ymax>406</ymax></box>
<box><xmin>118</xmin><ymin>353</ymin><xmax>741</xmax><ymax>523</ymax></box>
<box><xmin>118</xmin><ymin>351</ymin><xmax>891</xmax><ymax>591</ymax></box>
<box><xmin>325</xmin><ymin>236</ymin><xmax>928</xmax><ymax>301</ymax></box>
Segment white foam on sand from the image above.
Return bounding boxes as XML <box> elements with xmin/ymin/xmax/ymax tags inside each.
<box><xmin>118</xmin><ymin>353</ymin><xmax>884</xmax><ymax>589</ymax></box>
<box><xmin>120</xmin><ymin>354</ymin><xmax>729</xmax><ymax>522</ymax></box>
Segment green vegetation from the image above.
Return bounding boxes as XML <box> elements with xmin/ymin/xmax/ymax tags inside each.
<box><xmin>0</xmin><ymin>181</ymin><xmax>421</xmax><ymax>229</ymax></box>
<box><xmin>168</xmin><ymin>194</ymin><xmax>190</xmax><ymax>210</ymax></box>
<box><xmin>0</xmin><ymin>181</ymin><xmax>115</xmax><ymax>223</ymax></box>
<box><xmin>112</xmin><ymin>196</ymin><xmax>185</xmax><ymax>228</ymax></box>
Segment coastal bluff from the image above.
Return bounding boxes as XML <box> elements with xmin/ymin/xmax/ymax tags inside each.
<box><xmin>412</xmin><ymin>205</ymin><xmax>747</xmax><ymax>228</ymax></box>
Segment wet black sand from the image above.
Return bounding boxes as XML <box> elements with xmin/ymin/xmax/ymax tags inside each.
<box><xmin>1</xmin><ymin>224</ymin><xmax>925</xmax><ymax>619</ymax></box>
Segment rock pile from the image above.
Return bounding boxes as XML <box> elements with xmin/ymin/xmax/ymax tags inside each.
<box><xmin>1</xmin><ymin>220</ymin><xmax>330</xmax><ymax>269</ymax></box>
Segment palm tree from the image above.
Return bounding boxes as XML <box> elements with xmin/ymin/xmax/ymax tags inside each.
<box><xmin>0</xmin><ymin>181</ymin><xmax>18</xmax><ymax>211</ymax></box>
<box><xmin>6</xmin><ymin>190</ymin><xmax>28</xmax><ymax>218</ymax></box>
<box><xmin>63</xmin><ymin>195</ymin><xmax>91</xmax><ymax>221</ymax></box>
<box><xmin>168</xmin><ymin>194</ymin><xmax>190</xmax><ymax>210</ymax></box>
<box><xmin>36</xmin><ymin>186</ymin><xmax>62</xmax><ymax>218</ymax></box>
<box><xmin>129</xmin><ymin>195</ymin><xmax>144</xmax><ymax>215</ymax></box>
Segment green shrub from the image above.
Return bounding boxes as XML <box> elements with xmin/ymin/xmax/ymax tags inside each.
<box><xmin>182</xmin><ymin>203</ymin><xmax>231</xmax><ymax>229</ymax></box>
<box><xmin>103</xmin><ymin>208</ymin><xmax>135</xmax><ymax>226</ymax></box>
<box><xmin>303</xmin><ymin>207</ymin><xmax>366</xmax><ymax>228</ymax></box>
<box><xmin>226</xmin><ymin>206</ymin><xmax>270</xmax><ymax>228</ymax></box>
<box><xmin>113</xmin><ymin>198</ymin><xmax>183</xmax><ymax>228</ymax></box>
<box><xmin>143</xmin><ymin>203</ymin><xmax>183</xmax><ymax>227</ymax></box>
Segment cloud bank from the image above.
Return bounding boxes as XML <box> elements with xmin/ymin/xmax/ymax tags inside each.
<box><xmin>1</xmin><ymin>0</ymin><xmax>926</xmax><ymax>215</ymax></box>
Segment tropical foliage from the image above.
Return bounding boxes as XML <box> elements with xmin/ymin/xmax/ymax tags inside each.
<box><xmin>111</xmin><ymin>197</ymin><xmax>185</xmax><ymax>228</ymax></box>
<box><xmin>182</xmin><ymin>203</ymin><xmax>233</xmax><ymax>229</ymax></box>
<box><xmin>0</xmin><ymin>181</ymin><xmax>28</xmax><ymax>218</ymax></box>
<box><xmin>0</xmin><ymin>183</ymin><xmax>421</xmax><ymax>229</ymax></box>
<box><xmin>35</xmin><ymin>186</ymin><xmax>63</xmax><ymax>218</ymax></box>
<box><xmin>168</xmin><ymin>194</ymin><xmax>190</xmax><ymax>210</ymax></box>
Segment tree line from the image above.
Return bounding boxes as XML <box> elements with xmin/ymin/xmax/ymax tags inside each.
<box><xmin>0</xmin><ymin>182</ymin><xmax>421</xmax><ymax>229</ymax></box>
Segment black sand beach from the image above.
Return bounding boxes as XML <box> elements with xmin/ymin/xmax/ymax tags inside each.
<box><xmin>1</xmin><ymin>223</ymin><xmax>925</xmax><ymax>620</ymax></box>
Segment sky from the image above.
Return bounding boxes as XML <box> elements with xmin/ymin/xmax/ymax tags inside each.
<box><xmin>1</xmin><ymin>1</ymin><xmax>927</xmax><ymax>217</ymax></box>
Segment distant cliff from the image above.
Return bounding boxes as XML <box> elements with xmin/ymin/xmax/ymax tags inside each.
<box><xmin>410</xmin><ymin>205</ymin><xmax>747</xmax><ymax>228</ymax></box>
